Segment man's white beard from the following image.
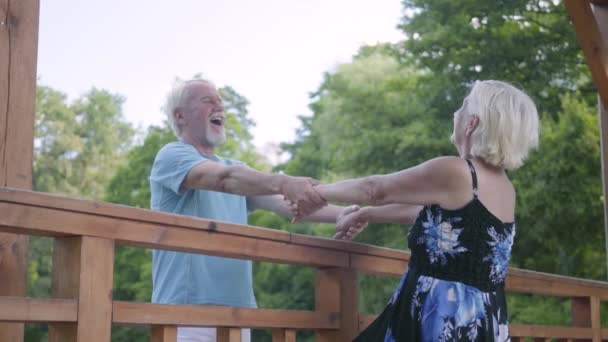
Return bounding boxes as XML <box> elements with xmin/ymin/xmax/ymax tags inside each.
<box><xmin>207</xmin><ymin>129</ymin><xmax>226</xmax><ymax>147</ymax></box>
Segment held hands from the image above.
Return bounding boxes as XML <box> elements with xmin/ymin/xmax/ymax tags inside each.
<box><xmin>282</xmin><ymin>176</ymin><xmax>327</xmax><ymax>221</ymax></box>
<box><xmin>334</xmin><ymin>205</ymin><xmax>369</xmax><ymax>240</ymax></box>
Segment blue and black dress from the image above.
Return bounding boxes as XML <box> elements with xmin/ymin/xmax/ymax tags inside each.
<box><xmin>355</xmin><ymin>160</ymin><xmax>514</xmax><ymax>342</ymax></box>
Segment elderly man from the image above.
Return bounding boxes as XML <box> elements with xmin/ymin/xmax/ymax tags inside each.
<box><xmin>149</xmin><ymin>79</ymin><xmax>347</xmax><ymax>342</ymax></box>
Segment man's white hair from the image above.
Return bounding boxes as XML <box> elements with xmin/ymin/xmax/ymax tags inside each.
<box><xmin>162</xmin><ymin>79</ymin><xmax>211</xmax><ymax>137</ymax></box>
<box><xmin>467</xmin><ymin>80</ymin><xmax>540</xmax><ymax>170</ymax></box>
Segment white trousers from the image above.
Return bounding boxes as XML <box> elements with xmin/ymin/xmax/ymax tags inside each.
<box><xmin>177</xmin><ymin>327</ymin><xmax>251</xmax><ymax>342</ymax></box>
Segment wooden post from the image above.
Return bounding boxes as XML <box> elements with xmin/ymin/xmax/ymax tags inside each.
<box><xmin>0</xmin><ymin>1</ymin><xmax>39</xmax><ymax>340</ymax></box>
<box><xmin>272</xmin><ymin>329</ymin><xmax>296</xmax><ymax>342</ymax></box>
<box><xmin>315</xmin><ymin>268</ymin><xmax>358</xmax><ymax>341</ymax></box>
<box><xmin>48</xmin><ymin>237</ymin><xmax>115</xmax><ymax>342</ymax></box>
<box><xmin>571</xmin><ymin>296</ymin><xmax>601</xmax><ymax>342</ymax></box>
<box><xmin>599</xmin><ymin>97</ymin><xmax>608</xmax><ymax>279</ymax></box>
<box><xmin>151</xmin><ymin>325</ymin><xmax>177</xmax><ymax>342</ymax></box>
<box><xmin>217</xmin><ymin>327</ymin><xmax>242</xmax><ymax>342</ymax></box>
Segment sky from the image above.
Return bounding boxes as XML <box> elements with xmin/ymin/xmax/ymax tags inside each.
<box><xmin>37</xmin><ymin>0</ymin><xmax>405</xmax><ymax>159</ymax></box>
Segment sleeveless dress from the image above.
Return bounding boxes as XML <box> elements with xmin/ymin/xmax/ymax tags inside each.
<box><xmin>355</xmin><ymin>160</ymin><xmax>514</xmax><ymax>342</ymax></box>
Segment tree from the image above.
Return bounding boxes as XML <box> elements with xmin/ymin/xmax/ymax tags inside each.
<box><xmin>399</xmin><ymin>0</ymin><xmax>595</xmax><ymax>119</ymax></box>
<box><xmin>33</xmin><ymin>86</ymin><xmax>134</xmax><ymax>199</ymax></box>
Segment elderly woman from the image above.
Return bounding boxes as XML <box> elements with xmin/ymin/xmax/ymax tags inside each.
<box><xmin>313</xmin><ymin>80</ymin><xmax>539</xmax><ymax>341</ymax></box>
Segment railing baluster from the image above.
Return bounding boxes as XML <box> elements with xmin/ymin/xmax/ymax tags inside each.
<box><xmin>315</xmin><ymin>267</ymin><xmax>358</xmax><ymax>341</ymax></box>
<box><xmin>151</xmin><ymin>325</ymin><xmax>177</xmax><ymax>342</ymax></box>
<box><xmin>48</xmin><ymin>236</ymin><xmax>114</xmax><ymax>342</ymax></box>
<box><xmin>272</xmin><ymin>328</ymin><xmax>296</xmax><ymax>342</ymax></box>
<box><xmin>217</xmin><ymin>327</ymin><xmax>242</xmax><ymax>342</ymax></box>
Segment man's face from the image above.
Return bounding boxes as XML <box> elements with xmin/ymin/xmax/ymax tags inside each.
<box><xmin>179</xmin><ymin>82</ymin><xmax>226</xmax><ymax>148</ymax></box>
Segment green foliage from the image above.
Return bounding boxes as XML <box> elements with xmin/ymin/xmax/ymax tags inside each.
<box><xmin>399</xmin><ymin>0</ymin><xmax>595</xmax><ymax>117</ymax></box>
<box><xmin>511</xmin><ymin>94</ymin><xmax>604</xmax><ymax>278</ymax></box>
<box><xmin>33</xmin><ymin>86</ymin><xmax>134</xmax><ymax>199</ymax></box>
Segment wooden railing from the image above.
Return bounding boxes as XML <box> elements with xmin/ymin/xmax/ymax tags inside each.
<box><xmin>0</xmin><ymin>187</ymin><xmax>607</xmax><ymax>341</ymax></box>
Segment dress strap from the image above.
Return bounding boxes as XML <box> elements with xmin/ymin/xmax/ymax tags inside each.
<box><xmin>465</xmin><ymin>159</ymin><xmax>479</xmax><ymax>197</ymax></box>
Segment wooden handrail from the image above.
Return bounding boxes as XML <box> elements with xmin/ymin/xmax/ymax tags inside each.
<box><xmin>0</xmin><ymin>187</ymin><xmax>607</xmax><ymax>341</ymax></box>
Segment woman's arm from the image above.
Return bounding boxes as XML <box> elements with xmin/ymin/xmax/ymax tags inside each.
<box><xmin>315</xmin><ymin>156</ymin><xmax>467</xmax><ymax>208</ymax></box>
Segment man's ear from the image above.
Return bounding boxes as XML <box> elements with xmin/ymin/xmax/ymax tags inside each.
<box><xmin>174</xmin><ymin>109</ymin><xmax>185</xmax><ymax>125</ymax></box>
<box><xmin>466</xmin><ymin>115</ymin><xmax>479</xmax><ymax>136</ymax></box>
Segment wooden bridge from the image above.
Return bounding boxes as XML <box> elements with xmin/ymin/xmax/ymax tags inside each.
<box><xmin>1</xmin><ymin>0</ymin><xmax>608</xmax><ymax>341</ymax></box>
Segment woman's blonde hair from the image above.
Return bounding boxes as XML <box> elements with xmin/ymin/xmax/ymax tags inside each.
<box><xmin>467</xmin><ymin>80</ymin><xmax>539</xmax><ymax>170</ymax></box>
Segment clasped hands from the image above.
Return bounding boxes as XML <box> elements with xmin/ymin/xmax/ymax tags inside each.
<box><xmin>281</xmin><ymin>177</ymin><xmax>368</xmax><ymax>241</ymax></box>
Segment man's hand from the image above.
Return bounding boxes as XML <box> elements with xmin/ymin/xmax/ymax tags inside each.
<box><xmin>281</xmin><ymin>176</ymin><xmax>326</xmax><ymax>220</ymax></box>
<box><xmin>334</xmin><ymin>205</ymin><xmax>369</xmax><ymax>240</ymax></box>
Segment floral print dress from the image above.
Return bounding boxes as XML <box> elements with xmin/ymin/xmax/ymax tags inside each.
<box><xmin>355</xmin><ymin>160</ymin><xmax>514</xmax><ymax>342</ymax></box>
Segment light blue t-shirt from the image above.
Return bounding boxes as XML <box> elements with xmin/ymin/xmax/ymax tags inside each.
<box><xmin>149</xmin><ymin>141</ymin><xmax>256</xmax><ymax>308</ymax></box>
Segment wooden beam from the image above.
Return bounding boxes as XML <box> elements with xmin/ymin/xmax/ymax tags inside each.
<box><xmin>49</xmin><ymin>237</ymin><xmax>115</xmax><ymax>342</ymax></box>
<box><xmin>112</xmin><ymin>301</ymin><xmax>339</xmax><ymax>329</ymax></box>
<box><xmin>272</xmin><ymin>329</ymin><xmax>296</xmax><ymax>342</ymax></box>
<box><xmin>315</xmin><ymin>268</ymin><xmax>359</xmax><ymax>341</ymax></box>
<box><xmin>0</xmin><ymin>297</ymin><xmax>77</xmax><ymax>323</ymax></box>
<box><xmin>217</xmin><ymin>328</ymin><xmax>241</xmax><ymax>342</ymax></box>
<box><xmin>599</xmin><ymin>96</ymin><xmax>608</xmax><ymax>281</ymax></box>
<box><xmin>0</xmin><ymin>0</ymin><xmax>39</xmax><ymax>340</ymax></box>
<box><xmin>510</xmin><ymin>324</ymin><xmax>593</xmax><ymax>339</ymax></box>
<box><xmin>565</xmin><ymin>0</ymin><xmax>608</xmax><ymax>109</ymax></box>
<box><xmin>151</xmin><ymin>326</ymin><xmax>177</xmax><ymax>342</ymax></box>
<box><xmin>0</xmin><ymin>201</ymin><xmax>349</xmax><ymax>268</ymax></box>
<box><xmin>0</xmin><ymin>187</ymin><xmax>410</xmax><ymax>261</ymax></box>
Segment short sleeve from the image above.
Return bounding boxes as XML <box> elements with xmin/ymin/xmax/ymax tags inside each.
<box><xmin>149</xmin><ymin>142</ymin><xmax>209</xmax><ymax>194</ymax></box>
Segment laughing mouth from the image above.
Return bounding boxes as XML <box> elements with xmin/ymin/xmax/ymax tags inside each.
<box><xmin>210</xmin><ymin>115</ymin><xmax>224</xmax><ymax>126</ymax></box>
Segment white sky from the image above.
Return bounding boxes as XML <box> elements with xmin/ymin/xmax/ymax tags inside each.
<box><xmin>37</xmin><ymin>0</ymin><xmax>404</xmax><ymax>154</ymax></box>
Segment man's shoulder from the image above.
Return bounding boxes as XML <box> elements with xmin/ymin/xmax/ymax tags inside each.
<box><xmin>154</xmin><ymin>141</ymin><xmax>194</xmax><ymax>161</ymax></box>
<box><xmin>219</xmin><ymin>156</ymin><xmax>246</xmax><ymax>167</ymax></box>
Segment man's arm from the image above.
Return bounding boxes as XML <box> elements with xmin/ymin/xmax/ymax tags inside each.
<box><xmin>248</xmin><ymin>195</ymin><xmax>343</xmax><ymax>223</ymax></box>
<box><xmin>182</xmin><ymin>161</ymin><xmax>326</xmax><ymax>216</ymax></box>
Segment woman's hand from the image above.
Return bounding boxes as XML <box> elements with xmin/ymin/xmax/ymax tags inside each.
<box><xmin>334</xmin><ymin>205</ymin><xmax>369</xmax><ymax>240</ymax></box>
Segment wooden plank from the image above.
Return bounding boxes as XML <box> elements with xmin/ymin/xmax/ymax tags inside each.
<box><xmin>591</xmin><ymin>296</ymin><xmax>601</xmax><ymax>342</ymax></box>
<box><xmin>112</xmin><ymin>301</ymin><xmax>339</xmax><ymax>329</ymax></box>
<box><xmin>76</xmin><ymin>236</ymin><xmax>114</xmax><ymax>342</ymax></box>
<box><xmin>0</xmin><ymin>187</ymin><xmax>410</xmax><ymax>259</ymax></box>
<box><xmin>572</xmin><ymin>297</ymin><xmax>592</xmax><ymax>327</ymax></box>
<box><xmin>0</xmin><ymin>0</ymin><xmax>9</xmax><ymax>185</ymax></box>
<box><xmin>350</xmin><ymin>253</ymin><xmax>407</xmax><ymax>277</ymax></box>
<box><xmin>0</xmin><ymin>296</ymin><xmax>77</xmax><ymax>322</ymax></box>
<box><xmin>291</xmin><ymin>232</ymin><xmax>410</xmax><ymax>261</ymax></box>
<box><xmin>49</xmin><ymin>237</ymin><xmax>81</xmax><ymax>342</ymax></box>
<box><xmin>510</xmin><ymin>324</ymin><xmax>593</xmax><ymax>339</ymax></box>
<box><xmin>0</xmin><ymin>187</ymin><xmax>291</xmax><ymax>242</ymax></box>
<box><xmin>315</xmin><ymin>268</ymin><xmax>340</xmax><ymax>342</ymax></box>
<box><xmin>0</xmin><ymin>0</ymin><xmax>39</xmax><ymax>339</ymax></box>
<box><xmin>272</xmin><ymin>329</ymin><xmax>296</xmax><ymax>342</ymax></box>
<box><xmin>217</xmin><ymin>327</ymin><xmax>241</xmax><ymax>342</ymax></box>
<box><xmin>315</xmin><ymin>268</ymin><xmax>358</xmax><ymax>341</ymax></box>
<box><xmin>0</xmin><ymin>232</ymin><xmax>27</xmax><ymax>340</ymax></box>
<box><xmin>151</xmin><ymin>325</ymin><xmax>177</xmax><ymax>342</ymax></box>
<box><xmin>5</xmin><ymin>199</ymin><xmax>608</xmax><ymax>299</ymax></box>
<box><xmin>0</xmin><ymin>201</ymin><xmax>349</xmax><ymax>268</ymax></box>
<box><xmin>49</xmin><ymin>237</ymin><xmax>115</xmax><ymax>342</ymax></box>
<box><xmin>565</xmin><ymin>0</ymin><xmax>608</xmax><ymax>110</ymax></box>
<box><xmin>599</xmin><ymin>97</ymin><xmax>608</xmax><ymax>279</ymax></box>
<box><xmin>506</xmin><ymin>269</ymin><xmax>608</xmax><ymax>300</ymax></box>
<box><xmin>1</xmin><ymin>0</ymin><xmax>38</xmax><ymax>189</ymax></box>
